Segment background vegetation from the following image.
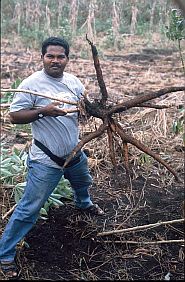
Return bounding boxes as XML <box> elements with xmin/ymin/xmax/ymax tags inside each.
<box><xmin>1</xmin><ymin>0</ymin><xmax>182</xmax><ymax>52</ymax></box>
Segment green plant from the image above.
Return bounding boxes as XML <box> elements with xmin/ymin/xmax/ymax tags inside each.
<box><xmin>13</xmin><ymin>123</ymin><xmax>32</xmax><ymax>135</ymax></box>
<box><xmin>14</xmin><ymin>176</ymin><xmax>73</xmax><ymax>220</ymax></box>
<box><xmin>166</xmin><ymin>9</ymin><xmax>185</xmax><ymax>74</ymax></box>
<box><xmin>1</xmin><ymin>78</ymin><xmax>22</xmax><ymax>104</ymax></box>
<box><xmin>138</xmin><ymin>153</ymin><xmax>151</xmax><ymax>166</ymax></box>
<box><xmin>166</xmin><ymin>10</ymin><xmax>185</xmax><ymax>140</ymax></box>
<box><xmin>21</xmin><ymin>27</ymin><xmax>47</xmax><ymax>49</ymax></box>
<box><xmin>39</xmin><ymin>177</ymin><xmax>72</xmax><ymax>219</ymax></box>
<box><xmin>1</xmin><ymin>78</ymin><xmax>32</xmax><ymax>135</ymax></box>
<box><xmin>1</xmin><ymin>143</ymin><xmax>73</xmax><ymax>219</ymax></box>
<box><xmin>1</xmin><ymin>144</ymin><xmax>27</xmax><ymax>186</ymax></box>
<box><xmin>172</xmin><ymin>106</ymin><xmax>185</xmax><ymax>136</ymax></box>
<box><xmin>103</xmin><ymin>28</ymin><xmax>115</xmax><ymax>48</ymax></box>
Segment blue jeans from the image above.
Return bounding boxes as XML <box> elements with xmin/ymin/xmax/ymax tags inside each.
<box><xmin>0</xmin><ymin>151</ymin><xmax>93</xmax><ymax>262</ymax></box>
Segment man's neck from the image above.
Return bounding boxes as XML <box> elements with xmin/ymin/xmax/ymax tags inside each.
<box><xmin>43</xmin><ymin>69</ymin><xmax>64</xmax><ymax>80</ymax></box>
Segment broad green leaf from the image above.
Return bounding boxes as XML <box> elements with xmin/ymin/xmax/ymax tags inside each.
<box><xmin>49</xmin><ymin>196</ymin><xmax>64</xmax><ymax>206</ymax></box>
<box><xmin>40</xmin><ymin>208</ymin><xmax>48</xmax><ymax>215</ymax></box>
<box><xmin>11</xmin><ymin>78</ymin><xmax>22</xmax><ymax>89</ymax></box>
<box><xmin>1</xmin><ymin>148</ymin><xmax>9</xmax><ymax>154</ymax></box>
<box><xmin>1</xmin><ymin>163</ymin><xmax>12</xmax><ymax>169</ymax></box>
<box><xmin>39</xmin><ymin>216</ymin><xmax>48</xmax><ymax>220</ymax></box>
<box><xmin>10</xmin><ymin>154</ymin><xmax>21</xmax><ymax>164</ymax></box>
<box><xmin>1</xmin><ymin>168</ymin><xmax>14</xmax><ymax>177</ymax></box>
<box><xmin>51</xmin><ymin>202</ymin><xmax>60</xmax><ymax>208</ymax></box>
<box><xmin>13</xmin><ymin>147</ymin><xmax>21</xmax><ymax>156</ymax></box>
<box><xmin>50</xmin><ymin>193</ymin><xmax>63</xmax><ymax>199</ymax></box>
<box><xmin>15</xmin><ymin>182</ymin><xmax>27</xmax><ymax>188</ymax></box>
<box><xmin>43</xmin><ymin>201</ymin><xmax>51</xmax><ymax>212</ymax></box>
<box><xmin>1</xmin><ymin>158</ymin><xmax>12</xmax><ymax>165</ymax></box>
<box><xmin>11</xmin><ymin>165</ymin><xmax>22</xmax><ymax>172</ymax></box>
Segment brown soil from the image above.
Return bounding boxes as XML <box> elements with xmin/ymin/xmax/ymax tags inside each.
<box><xmin>1</xmin><ymin>36</ymin><xmax>184</xmax><ymax>280</ymax></box>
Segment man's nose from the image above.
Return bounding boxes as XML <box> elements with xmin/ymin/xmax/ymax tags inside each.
<box><xmin>52</xmin><ymin>57</ymin><xmax>59</xmax><ymax>63</ymax></box>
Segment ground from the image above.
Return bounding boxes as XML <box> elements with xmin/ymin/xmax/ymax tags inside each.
<box><xmin>1</xmin><ymin>35</ymin><xmax>184</xmax><ymax>280</ymax></box>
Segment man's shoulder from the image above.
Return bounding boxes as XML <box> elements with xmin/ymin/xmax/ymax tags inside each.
<box><xmin>63</xmin><ymin>71</ymin><xmax>78</xmax><ymax>80</ymax></box>
<box><xmin>63</xmin><ymin>72</ymin><xmax>83</xmax><ymax>85</ymax></box>
<box><xmin>19</xmin><ymin>70</ymin><xmax>44</xmax><ymax>86</ymax></box>
<box><xmin>63</xmin><ymin>72</ymin><xmax>85</xmax><ymax>95</ymax></box>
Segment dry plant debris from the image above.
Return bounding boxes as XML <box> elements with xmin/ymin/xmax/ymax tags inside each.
<box><xmin>0</xmin><ymin>35</ymin><xmax>184</xmax><ymax>280</ymax></box>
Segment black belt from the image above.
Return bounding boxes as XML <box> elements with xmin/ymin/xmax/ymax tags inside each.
<box><xmin>34</xmin><ymin>139</ymin><xmax>81</xmax><ymax>168</ymax></box>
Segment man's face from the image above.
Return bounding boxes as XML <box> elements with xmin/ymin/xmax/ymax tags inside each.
<box><xmin>42</xmin><ymin>45</ymin><xmax>69</xmax><ymax>78</ymax></box>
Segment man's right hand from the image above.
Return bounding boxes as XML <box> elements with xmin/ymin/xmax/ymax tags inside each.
<box><xmin>39</xmin><ymin>102</ymin><xmax>67</xmax><ymax>117</ymax></box>
<box><xmin>9</xmin><ymin>102</ymin><xmax>67</xmax><ymax>124</ymax></box>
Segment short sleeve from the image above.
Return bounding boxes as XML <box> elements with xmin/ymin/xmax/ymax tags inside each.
<box><xmin>10</xmin><ymin>83</ymin><xmax>36</xmax><ymax>113</ymax></box>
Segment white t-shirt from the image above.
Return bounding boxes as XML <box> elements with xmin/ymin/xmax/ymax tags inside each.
<box><xmin>10</xmin><ymin>69</ymin><xmax>85</xmax><ymax>168</ymax></box>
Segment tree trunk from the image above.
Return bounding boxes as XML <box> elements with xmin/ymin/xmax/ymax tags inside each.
<box><xmin>150</xmin><ymin>0</ymin><xmax>157</xmax><ymax>31</ymax></box>
<box><xmin>130</xmin><ymin>2</ymin><xmax>138</xmax><ymax>34</ymax></box>
<box><xmin>112</xmin><ymin>1</ymin><xmax>120</xmax><ymax>50</ymax></box>
<box><xmin>70</xmin><ymin>0</ymin><xmax>79</xmax><ymax>36</ymax></box>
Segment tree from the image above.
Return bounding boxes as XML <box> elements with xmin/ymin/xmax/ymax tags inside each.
<box><xmin>69</xmin><ymin>0</ymin><xmax>78</xmax><ymax>36</ymax></box>
<box><xmin>61</xmin><ymin>36</ymin><xmax>184</xmax><ymax>183</ymax></box>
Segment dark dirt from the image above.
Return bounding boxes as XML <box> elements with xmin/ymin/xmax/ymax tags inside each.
<box><xmin>16</xmin><ymin>170</ymin><xmax>184</xmax><ymax>281</ymax></box>
<box><xmin>1</xmin><ymin>37</ymin><xmax>185</xmax><ymax>280</ymax></box>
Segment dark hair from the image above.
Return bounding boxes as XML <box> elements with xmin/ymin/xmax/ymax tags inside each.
<box><xmin>41</xmin><ymin>37</ymin><xmax>70</xmax><ymax>57</ymax></box>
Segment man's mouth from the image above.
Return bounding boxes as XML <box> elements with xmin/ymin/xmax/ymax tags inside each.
<box><xmin>51</xmin><ymin>65</ymin><xmax>60</xmax><ymax>70</ymax></box>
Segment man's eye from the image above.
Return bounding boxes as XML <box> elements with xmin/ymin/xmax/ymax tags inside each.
<box><xmin>58</xmin><ymin>55</ymin><xmax>66</xmax><ymax>59</ymax></box>
<box><xmin>45</xmin><ymin>54</ymin><xmax>66</xmax><ymax>59</ymax></box>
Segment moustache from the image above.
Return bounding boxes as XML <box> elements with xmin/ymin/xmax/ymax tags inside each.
<box><xmin>51</xmin><ymin>64</ymin><xmax>61</xmax><ymax>68</ymax></box>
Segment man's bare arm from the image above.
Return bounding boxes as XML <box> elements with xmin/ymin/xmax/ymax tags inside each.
<box><xmin>9</xmin><ymin>102</ymin><xmax>67</xmax><ymax>124</ymax></box>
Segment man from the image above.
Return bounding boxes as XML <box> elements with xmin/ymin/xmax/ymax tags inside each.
<box><xmin>0</xmin><ymin>36</ymin><xmax>104</xmax><ymax>279</ymax></box>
